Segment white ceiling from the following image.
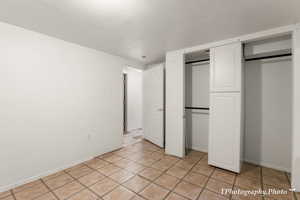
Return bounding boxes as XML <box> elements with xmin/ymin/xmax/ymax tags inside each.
<box><xmin>0</xmin><ymin>0</ymin><xmax>299</xmax><ymax>65</ymax></box>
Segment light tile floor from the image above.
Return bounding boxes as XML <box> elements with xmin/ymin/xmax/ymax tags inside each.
<box><xmin>123</xmin><ymin>129</ymin><xmax>143</xmax><ymax>147</ymax></box>
<box><xmin>0</xmin><ymin>140</ymin><xmax>299</xmax><ymax>200</ymax></box>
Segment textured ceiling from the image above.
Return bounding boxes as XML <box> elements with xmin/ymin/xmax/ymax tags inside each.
<box><xmin>0</xmin><ymin>0</ymin><xmax>299</xmax><ymax>65</ymax></box>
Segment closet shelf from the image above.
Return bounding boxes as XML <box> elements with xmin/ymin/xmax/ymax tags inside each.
<box><xmin>244</xmin><ymin>49</ymin><xmax>292</xmax><ymax>61</ymax></box>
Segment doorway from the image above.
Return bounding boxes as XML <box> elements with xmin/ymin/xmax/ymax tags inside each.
<box><xmin>123</xmin><ymin>67</ymin><xmax>144</xmax><ymax>146</ymax></box>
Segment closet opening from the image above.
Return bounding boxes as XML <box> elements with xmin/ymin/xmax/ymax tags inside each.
<box><xmin>243</xmin><ymin>34</ymin><xmax>293</xmax><ymax>174</ymax></box>
<box><xmin>184</xmin><ymin>50</ymin><xmax>210</xmax><ymax>156</ymax></box>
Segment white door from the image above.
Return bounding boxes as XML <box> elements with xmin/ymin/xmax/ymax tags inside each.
<box><xmin>208</xmin><ymin>93</ymin><xmax>242</xmax><ymax>173</ymax></box>
<box><xmin>143</xmin><ymin>64</ymin><xmax>164</xmax><ymax>147</ymax></box>
<box><xmin>210</xmin><ymin>42</ymin><xmax>242</xmax><ymax>92</ymax></box>
<box><xmin>165</xmin><ymin>51</ymin><xmax>185</xmax><ymax>157</ymax></box>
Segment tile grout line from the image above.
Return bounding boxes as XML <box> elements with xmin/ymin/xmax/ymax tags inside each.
<box><xmin>260</xmin><ymin>166</ymin><xmax>265</xmax><ymax>200</ymax></box>
<box><xmin>40</xmin><ymin>179</ymin><xmax>60</xmax><ymax>200</ymax></box>
<box><xmin>285</xmin><ymin>172</ymin><xmax>297</xmax><ymax>200</ymax></box>
<box><xmin>10</xmin><ymin>189</ymin><xmax>17</xmax><ymax>200</ymax></box>
<box><xmin>194</xmin><ymin>164</ymin><xmax>217</xmax><ymax>200</ymax></box>
<box><xmin>65</xmin><ymin>164</ymin><xmax>116</xmax><ymax>200</ymax></box>
<box><xmin>159</xmin><ymin>153</ymin><xmax>211</xmax><ymax>200</ymax></box>
<box><xmin>230</xmin><ymin>172</ymin><xmax>237</xmax><ymax>200</ymax></box>
<box><xmin>8</xmin><ymin>140</ymin><xmax>290</xmax><ymax>200</ymax></box>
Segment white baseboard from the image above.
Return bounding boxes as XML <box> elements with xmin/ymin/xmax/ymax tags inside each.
<box><xmin>0</xmin><ymin>146</ymin><xmax>121</xmax><ymax>193</ymax></box>
<box><xmin>243</xmin><ymin>158</ymin><xmax>291</xmax><ymax>173</ymax></box>
<box><xmin>0</xmin><ymin>156</ymin><xmax>94</xmax><ymax>193</ymax></box>
<box><xmin>189</xmin><ymin>146</ymin><xmax>208</xmax><ymax>153</ymax></box>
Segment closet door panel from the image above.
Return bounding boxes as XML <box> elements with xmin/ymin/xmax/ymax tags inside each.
<box><xmin>165</xmin><ymin>50</ymin><xmax>185</xmax><ymax>157</ymax></box>
<box><xmin>210</xmin><ymin>42</ymin><xmax>242</xmax><ymax>92</ymax></box>
<box><xmin>209</xmin><ymin>93</ymin><xmax>241</xmax><ymax>172</ymax></box>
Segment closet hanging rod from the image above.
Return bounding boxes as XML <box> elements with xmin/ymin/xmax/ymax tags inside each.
<box><xmin>185</xmin><ymin>58</ymin><xmax>210</xmax><ymax>64</ymax></box>
<box><xmin>244</xmin><ymin>53</ymin><xmax>292</xmax><ymax>62</ymax></box>
<box><xmin>185</xmin><ymin>106</ymin><xmax>210</xmax><ymax>110</ymax></box>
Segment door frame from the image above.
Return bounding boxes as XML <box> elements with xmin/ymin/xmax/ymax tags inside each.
<box><xmin>123</xmin><ymin>73</ymin><xmax>127</xmax><ymax>134</ymax></box>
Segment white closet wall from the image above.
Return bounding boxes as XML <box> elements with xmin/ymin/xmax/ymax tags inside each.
<box><xmin>245</xmin><ymin>59</ymin><xmax>292</xmax><ymax>171</ymax></box>
<box><xmin>244</xmin><ymin>37</ymin><xmax>292</xmax><ymax>172</ymax></box>
<box><xmin>185</xmin><ymin>62</ymin><xmax>209</xmax><ymax>152</ymax></box>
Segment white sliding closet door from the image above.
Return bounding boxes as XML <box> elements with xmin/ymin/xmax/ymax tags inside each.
<box><xmin>143</xmin><ymin>64</ymin><xmax>164</xmax><ymax>147</ymax></box>
<box><xmin>209</xmin><ymin>42</ymin><xmax>243</xmax><ymax>173</ymax></box>
<box><xmin>209</xmin><ymin>93</ymin><xmax>242</xmax><ymax>172</ymax></box>
<box><xmin>165</xmin><ymin>51</ymin><xmax>185</xmax><ymax>157</ymax></box>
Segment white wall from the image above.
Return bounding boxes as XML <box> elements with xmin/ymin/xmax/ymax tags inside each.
<box><xmin>185</xmin><ymin>62</ymin><xmax>209</xmax><ymax>152</ymax></box>
<box><xmin>0</xmin><ymin>22</ymin><xmax>140</xmax><ymax>191</ymax></box>
<box><xmin>125</xmin><ymin>67</ymin><xmax>143</xmax><ymax>131</ymax></box>
<box><xmin>292</xmin><ymin>26</ymin><xmax>300</xmax><ymax>192</ymax></box>
<box><xmin>243</xmin><ymin>37</ymin><xmax>292</xmax><ymax>172</ymax></box>
<box><xmin>244</xmin><ymin>58</ymin><xmax>292</xmax><ymax>172</ymax></box>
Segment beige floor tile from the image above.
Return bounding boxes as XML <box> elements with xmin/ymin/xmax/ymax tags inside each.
<box><xmin>175</xmin><ymin>161</ymin><xmax>195</xmax><ymax>170</ymax></box>
<box><xmin>42</xmin><ymin>171</ymin><xmax>66</xmax><ymax>182</ymax></box>
<box><xmin>14</xmin><ymin>183</ymin><xmax>49</xmax><ymax>200</ymax></box>
<box><xmin>123</xmin><ymin>176</ymin><xmax>150</xmax><ymax>193</ymax></box>
<box><xmin>186</xmin><ymin>150</ymin><xmax>206</xmax><ymax>158</ymax></box>
<box><xmin>263</xmin><ymin>184</ymin><xmax>294</xmax><ymax>200</ymax></box>
<box><xmin>205</xmin><ymin>178</ymin><xmax>232</xmax><ymax>198</ymax></box>
<box><xmin>0</xmin><ymin>196</ymin><xmax>14</xmax><ymax>200</ymax></box>
<box><xmin>109</xmin><ymin>170</ymin><xmax>134</xmax><ymax>184</ymax></box>
<box><xmin>98</xmin><ymin>152</ymin><xmax>114</xmax><ymax>159</ymax></box>
<box><xmin>211</xmin><ymin>168</ymin><xmax>236</xmax><ymax>184</ymax></box>
<box><xmin>97</xmin><ymin>164</ymin><xmax>122</xmax><ymax>176</ymax></box>
<box><xmin>34</xmin><ymin>192</ymin><xmax>57</xmax><ymax>200</ymax></box>
<box><xmin>296</xmin><ymin>192</ymin><xmax>300</xmax><ymax>199</ymax></box>
<box><xmin>124</xmin><ymin>162</ymin><xmax>145</xmax><ymax>174</ymax></box>
<box><xmin>0</xmin><ymin>191</ymin><xmax>11</xmax><ymax>199</ymax></box>
<box><xmin>131</xmin><ymin>195</ymin><xmax>146</xmax><ymax>200</ymax></box>
<box><xmin>235</xmin><ymin>176</ymin><xmax>261</xmax><ymax>190</ymax></box>
<box><xmin>239</xmin><ymin>163</ymin><xmax>261</xmax><ymax>179</ymax></box>
<box><xmin>191</xmin><ymin>164</ymin><xmax>215</xmax><ymax>177</ymax></box>
<box><xmin>161</xmin><ymin>156</ymin><xmax>180</xmax><ymax>164</ymax></box>
<box><xmin>198</xmin><ymin>189</ymin><xmax>228</xmax><ymax>200</ymax></box>
<box><xmin>67</xmin><ymin>166</ymin><xmax>94</xmax><ymax>179</ymax></box>
<box><xmin>53</xmin><ymin>181</ymin><xmax>84</xmax><ymax>199</ymax></box>
<box><xmin>149</xmin><ymin>152</ymin><xmax>165</xmax><ymax>160</ymax></box>
<box><xmin>262</xmin><ymin>167</ymin><xmax>287</xmax><ymax>179</ymax></box>
<box><xmin>138</xmin><ymin>168</ymin><xmax>163</xmax><ymax>181</ymax></box>
<box><xmin>165</xmin><ymin>192</ymin><xmax>188</xmax><ymax>200</ymax></box>
<box><xmin>198</xmin><ymin>155</ymin><xmax>208</xmax><ymax>165</ymax></box>
<box><xmin>263</xmin><ymin>174</ymin><xmax>290</xmax><ymax>189</ymax></box>
<box><xmin>102</xmin><ymin>155</ymin><xmax>123</xmax><ymax>163</ymax></box>
<box><xmin>174</xmin><ymin>181</ymin><xmax>202</xmax><ymax>200</ymax></box>
<box><xmin>44</xmin><ymin>174</ymin><xmax>74</xmax><ymax>190</ymax></box>
<box><xmin>139</xmin><ymin>184</ymin><xmax>169</xmax><ymax>200</ymax></box>
<box><xmin>78</xmin><ymin>171</ymin><xmax>105</xmax><ymax>187</ymax></box>
<box><xmin>154</xmin><ymin>174</ymin><xmax>180</xmax><ymax>190</ymax></box>
<box><xmin>67</xmin><ymin>189</ymin><xmax>98</xmax><ymax>200</ymax></box>
<box><xmin>65</xmin><ymin>164</ymin><xmax>86</xmax><ymax>172</ymax></box>
<box><xmin>89</xmin><ymin>178</ymin><xmax>118</xmax><ymax>197</ymax></box>
<box><xmin>114</xmin><ymin>158</ymin><xmax>132</xmax><ymax>168</ymax></box>
<box><xmin>85</xmin><ymin>158</ymin><xmax>110</xmax><ymax>169</ymax></box>
<box><xmin>166</xmin><ymin>166</ymin><xmax>189</xmax><ymax>179</ymax></box>
<box><xmin>136</xmin><ymin>158</ymin><xmax>157</xmax><ymax>167</ymax></box>
<box><xmin>151</xmin><ymin>160</ymin><xmax>173</xmax><ymax>171</ymax></box>
<box><xmin>231</xmin><ymin>187</ymin><xmax>262</xmax><ymax>200</ymax></box>
<box><xmin>103</xmin><ymin>186</ymin><xmax>135</xmax><ymax>200</ymax></box>
<box><xmin>183</xmin><ymin>172</ymin><xmax>208</xmax><ymax>187</ymax></box>
<box><xmin>13</xmin><ymin>180</ymin><xmax>42</xmax><ymax>193</ymax></box>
